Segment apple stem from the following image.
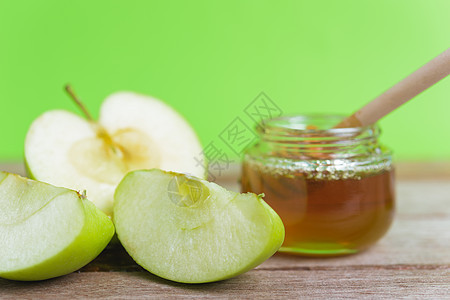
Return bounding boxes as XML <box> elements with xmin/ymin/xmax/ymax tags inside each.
<box><xmin>65</xmin><ymin>84</ymin><xmax>95</xmax><ymax>122</ymax></box>
<box><xmin>64</xmin><ymin>84</ymin><xmax>126</xmax><ymax>161</ymax></box>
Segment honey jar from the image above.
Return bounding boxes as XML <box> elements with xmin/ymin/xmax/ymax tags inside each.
<box><xmin>241</xmin><ymin>115</ymin><xmax>395</xmax><ymax>256</ymax></box>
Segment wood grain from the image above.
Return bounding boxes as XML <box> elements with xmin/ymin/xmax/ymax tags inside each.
<box><xmin>0</xmin><ymin>163</ymin><xmax>449</xmax><ymax>299</ymax></box>
<box><xmin>1</xmin><ymin>269</ymin><xmax>449</xmax><ymax>299</ymax></box>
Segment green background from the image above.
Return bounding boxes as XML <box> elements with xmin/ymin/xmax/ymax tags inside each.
<box><xmin>1</xmin><ymin>0</ymin><xmax>449</xmax><ymax>161</ymax></box>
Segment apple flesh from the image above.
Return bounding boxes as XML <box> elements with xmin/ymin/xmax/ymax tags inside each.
<box><xmin>25</xmin><ymin>92</ymin><xmax>204</xmax><ymax>216</ymax></box>
<box><xmin>114</xmin><ymin>169</ymin><xmax>285</xmax><ymax>283</ymax></box>
<box><xmin>0</xmin><ymin>171</ymin><xmax>114</xmax><ymax>281</ymax></box>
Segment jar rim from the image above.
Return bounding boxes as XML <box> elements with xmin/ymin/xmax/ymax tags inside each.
<box><xmin>248</xmin><ymin>114</ymin><xmax>391</xmax><ymax>168</ymax></box>
<box><xmin>258</xmin><ymin>114</ymin><xmax>378</xmax><ymax>137</ymax></box>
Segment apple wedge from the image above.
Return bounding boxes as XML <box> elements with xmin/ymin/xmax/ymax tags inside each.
<box><xmin>0</xmin><ymin>171</ymin><xmax>114</xmax><ymax>281</ymax></box>
<box><xmin>25</xmin><ymin>90</ymin><xmax>204</xmax><ymax>216</ymax></box>
<box><xmin>114</xmin><ymin>169</ymin><xmax>285</xmax><ymax>283</ymax></box>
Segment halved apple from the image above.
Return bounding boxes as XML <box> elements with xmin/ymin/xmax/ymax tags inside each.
<box><xmin>0</xmin><ymin>171</ymin><xmax>114</xmax><ymax>281</ymax></box>
<box><xmin>25</xmin><ymin>91</ymin><xmax>204</xmax><ymax>216</ymax></box>
<box><xmin>114</xmin><ymin>169</ymin><xmax>285</xmax><ymax>283</ymax></box>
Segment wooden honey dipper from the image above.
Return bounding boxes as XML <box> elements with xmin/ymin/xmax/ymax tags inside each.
<box><xmin>335</xmin><ymin>48</ymin><xmax>450</xmax><ymax>128</ymax></box>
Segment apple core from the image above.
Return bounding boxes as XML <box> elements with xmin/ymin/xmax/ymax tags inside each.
<box><xmin>167</xmin><ymin>174</ymin><xmax>210</xmax><ymax>207</ymax></box>
<box><xmin>69</xmin><ymin>127</ymin><xmax>161</xmax><ymax>185</ymax></box>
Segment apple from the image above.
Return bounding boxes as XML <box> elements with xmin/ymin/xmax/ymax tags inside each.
<box><xmin>114</xmin><ymin>169</ymin><xmax>285</xmax><ymax>283</ymax></box>
<box><xmin>25</xmin><ymin>86</ymin><xmax>204</xmax><ymax>216</ymax></box>
<box><xmin>0</xmin><ymin>171</ymin><xmax>114</xmax><ymax>281</ymax></box>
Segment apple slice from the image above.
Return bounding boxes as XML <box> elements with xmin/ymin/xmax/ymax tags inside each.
<box><xmin>25</xmin><ymin>88</ymin><xmax>204</xmax><ymax>216</ymax></box>
<box><xmin>0</xmin><ymin>171</ymin><xmax>114</xmax><ymax>281</ymax></box>
<box><xmin>114</xmin><ymin>169</ymin><xmax>285</xmax><ymax>283</ymax></box>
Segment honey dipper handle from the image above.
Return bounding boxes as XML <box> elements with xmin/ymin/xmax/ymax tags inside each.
<box><xmin>335</xmin><ymin>48</ymin><xmax>450</xmax><ymax>128</ymax></box>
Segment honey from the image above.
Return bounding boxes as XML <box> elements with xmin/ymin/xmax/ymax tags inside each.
<box><xmin>241</xmin><ymin>115</ymin><xmax>395</xmax><ymax>256</ymax></box>
<box><xmin>242</xmin><ymin>163</ymin><xmax>394</xmax><ymax>255</ymax></box>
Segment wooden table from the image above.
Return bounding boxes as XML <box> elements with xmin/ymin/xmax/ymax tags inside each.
<box><xmin>1</xmin><ymin>162</ymin><xmax>449</xmax><ymax>299</ymax></box>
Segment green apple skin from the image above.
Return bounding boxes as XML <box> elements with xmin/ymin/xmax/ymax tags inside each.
<box><xmin>114</xmin><ymin>169</ymin><xmax>285</xmax><ymax>284</ymax></box>
<box><xmin>0</xmin><ymin>172</ymin><xmax>115</xmax><ymax>281</ymax></box>
<box><xmin>25</xmin><ymin>156</ymin><xmax>121</xmax><ymax>246</ymax></box>
<box><xmin>26</xmin><ymin>156</ymin><xmax>123</xmax><ymax>246</ymax></box>
<box><xmin>24</xmin><ymin>156</ymin><xmax>35</xmax><ymax>179</ymax></box>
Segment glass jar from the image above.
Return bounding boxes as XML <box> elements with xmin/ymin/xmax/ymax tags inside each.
<box><xmin>241</xmin><ymin>115</ymin><xmax>395</xmax><ymax>256</ymax></box>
